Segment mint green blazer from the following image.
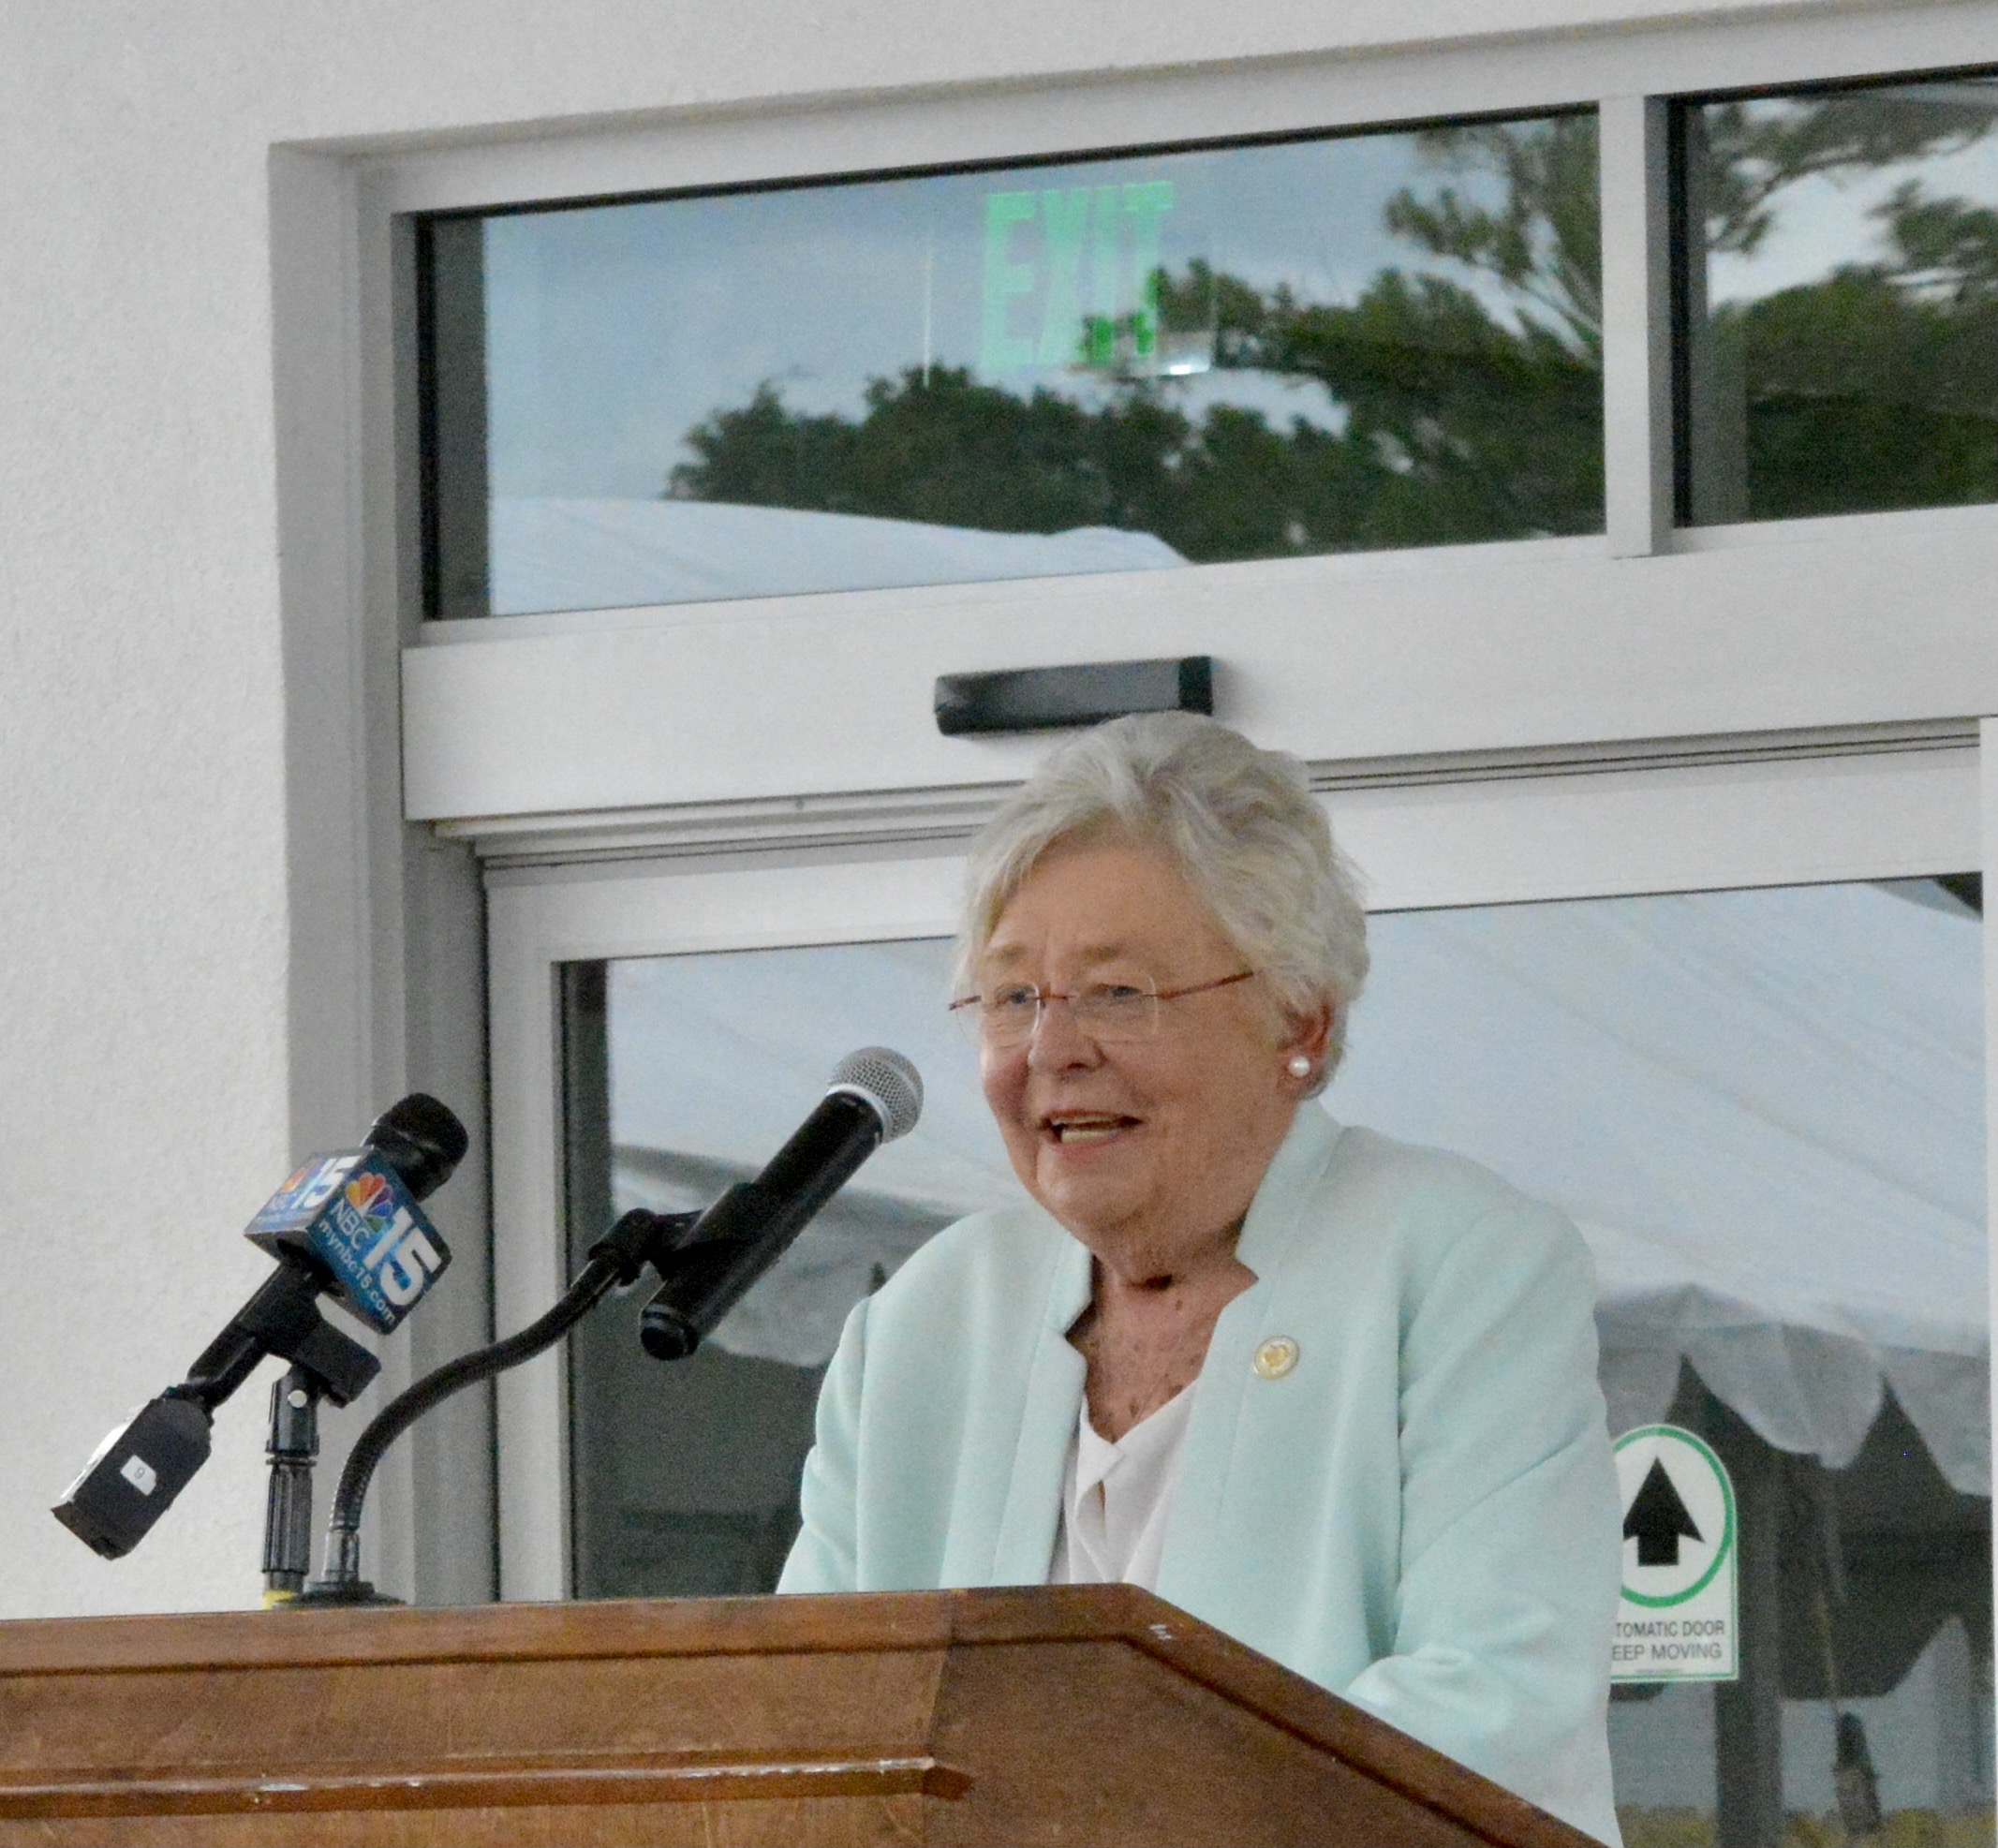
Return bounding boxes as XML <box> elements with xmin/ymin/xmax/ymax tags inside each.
<box><xmin>779</xmin><ymin>1105</ymin><xmax>1622</xmax><ymax>1844</ymax></box>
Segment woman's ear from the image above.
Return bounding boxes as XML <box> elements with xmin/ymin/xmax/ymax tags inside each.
<box><xmin>1281</xmin><ymin>999</ymin><xmax>1334</xmax><ymax>1076</ymax></box>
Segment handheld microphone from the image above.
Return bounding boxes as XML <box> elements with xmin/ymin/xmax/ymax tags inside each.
<box><xmin>244</xmin><ymin>1093</ymin><xmax>464</xmax><ymax>1334</ymax></box>
<box><xmin>639</xmin><ymin>1049</ymin><xmax>923</xmax><ymax>1361</ymax></box>
<box><xmin>52</xmin><ymin>1095</ymin><xmax>469</xmax><ymax>1561</ymax></box>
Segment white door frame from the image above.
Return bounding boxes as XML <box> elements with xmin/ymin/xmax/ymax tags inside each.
<box><xmin>486</xmin><ymin>741</ymin><xmax>1983</xmax><ymax>1600</ymax></box>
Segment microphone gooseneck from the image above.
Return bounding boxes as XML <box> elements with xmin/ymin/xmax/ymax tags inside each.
<box><xmin>304</xmin><ymin>1206</ymin><xmax>694</xmax><ymax>1604</ymax></box>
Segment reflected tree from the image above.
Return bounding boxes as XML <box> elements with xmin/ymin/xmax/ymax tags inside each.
<box><xmin>1694</xmin><ymin>91</ymin><xmax>1998</xmax><ymax>518</ymax></box>
<box><xmin>668</xmin><ymin>115</ymin><xmax>1606</xmax><ymax>555</ymax></box>
<box><xmin>1699</xmin><ymin>90</ymin><xmax>1997</xmax><ymax>257</ymax></box>
<box><xmin>1169</xmin><ymin>114</ymin><xmax>1605</xmax><ymax>548</ymax></box>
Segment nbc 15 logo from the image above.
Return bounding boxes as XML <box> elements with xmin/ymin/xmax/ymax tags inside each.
<box><xmin>244</xmin><ymin>1153</ymin><xmax>451</xmax><ymax>1332</ymax></box>
<box><xmin>336</xmin><ymin>1174</ymin><xmax>446</xmax><ymax>1317</ymax></box>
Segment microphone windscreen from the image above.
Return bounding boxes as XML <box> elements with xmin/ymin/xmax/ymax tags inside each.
<box><xmin>366</xmin><ymin>1094</ymin><xmax>470</xmax><ymax>1202</ymax></box>
<box><xmin>828</xmin><ymin>1048</ymin><xmax>922</xmax><ymax>1143</ymax></box>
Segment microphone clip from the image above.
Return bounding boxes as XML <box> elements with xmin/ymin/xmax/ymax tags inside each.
<box><xmin>182</xmin><ymin>1258</ymin><xmax>381</xmax><ymax>1415</ymax></box>
<box><xmin>635</xmin><ymin>1185</ymin><xmax>787</xmax><ymax>1362</ymax></box>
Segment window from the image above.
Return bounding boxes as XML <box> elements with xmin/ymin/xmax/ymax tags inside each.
<box><xmin>1680</xmin><ymin>70</ymin><xmax>1998</xmax><ymax>525</ymax></box>
<box><xmin>422</xmin><ymin>111</ymin><xmax>1604</xmax><ymax>619</ymax></box>
<box><xmin>559</xmin><ymin>940</ymin><xmax>991</xmax><ymax>1597</ymax></box>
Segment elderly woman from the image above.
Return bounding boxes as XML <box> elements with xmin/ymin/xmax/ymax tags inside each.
<box><xmin>779</xmin><ymin>714</ymin><xmax>1621</xmax><ymax>1842</ymax></box>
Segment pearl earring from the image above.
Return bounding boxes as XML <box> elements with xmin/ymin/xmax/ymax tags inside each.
<box><xmin>1287</xmin><ymin>1055</ymin><xmax>1312</xmax><ymax>1079</ymax></box>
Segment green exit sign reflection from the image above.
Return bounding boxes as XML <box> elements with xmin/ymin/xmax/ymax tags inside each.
<box><xmin>981</xmin><ymin>180</ymin><xmax>1175</xmax><ymax>375</ymax></box>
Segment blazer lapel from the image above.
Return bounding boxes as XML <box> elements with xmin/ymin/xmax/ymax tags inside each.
<box><xmin>986</xmin><ymin>1234</ymin><xmax>1091</xmax><ymax>1585</ymax></box>
<box><xmin>1159</xmin><ymin>1106</ymin><xmax>1344</xmax><ymax>1603</ymax></box>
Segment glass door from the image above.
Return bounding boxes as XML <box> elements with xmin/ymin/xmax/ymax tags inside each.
<box><xmin>552</xmin><ymin>874</ymin><xmax>1988</xmax><ymax>1844</ymax></box>
<box><xmin>556</xmin><ymin>937</ymin><xmax>1003</xmax><ymax>1597</ymax></box>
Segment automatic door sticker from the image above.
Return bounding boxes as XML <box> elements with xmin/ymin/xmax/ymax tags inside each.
<box><xmin>1611</xmin><ymin>1425</ymin><xmax>1738</xmax><ymax>1683</ymax></box>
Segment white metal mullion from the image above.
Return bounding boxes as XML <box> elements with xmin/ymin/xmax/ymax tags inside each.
<box><xmin>1981</xmin><ymin>717</ymin><xmax>1998</xmax><ymax>1793</ymax></box>
<box><xmin>1599</xmin><ymin>94</ymin><xmax>1675</xmax><ymax>558</ymax></box>
<box><xmin>489</xmin><ymin>880</ymin><xmax>574</xmax><ymax>1604</ymax></box>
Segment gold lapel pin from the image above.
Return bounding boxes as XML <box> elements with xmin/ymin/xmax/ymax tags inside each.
<box><xmin>1253</xmin><ymin>1336</ymin><xmax>1300</xmax><ymax>1380</ymax></box>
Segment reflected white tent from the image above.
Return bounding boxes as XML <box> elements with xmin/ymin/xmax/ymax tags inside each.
<box><xmin>490</xmin><ymin>495</ymin><xmax>1185</xmax><ymax>614</ymax></box>
<box><xmin>607</xmin><ymin>881</ymin><xmax>1987</xmax><ymax>1494</ymax></box>
<box><xmin>1336</xmin><ymin>882</ymin><xmax>1987</xmax><ymax>1495</ymax></box>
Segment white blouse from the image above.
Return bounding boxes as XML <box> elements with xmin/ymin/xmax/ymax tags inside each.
<box><xmin>1047</xmin><ymin>1384</ymin><xmax>1195</xmax><ymax>1589</ymax></box>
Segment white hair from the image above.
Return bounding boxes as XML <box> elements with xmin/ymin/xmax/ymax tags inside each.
<box><xmin>954</xmin><ymin>714</ymin><xmax>1370</xmax><ymax>1082</ymax></box>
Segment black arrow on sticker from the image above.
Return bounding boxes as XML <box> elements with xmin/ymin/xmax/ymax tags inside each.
<box><xmin>1623</xmin><ymin>1456</ymin><xmax>1703</xmax><ymax>1567</ymax></box>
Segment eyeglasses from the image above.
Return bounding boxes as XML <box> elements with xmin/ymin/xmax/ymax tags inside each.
<box><xmin>949</xmin><ymin>969</ymin><xmax>1256</xmax><ymax>1049</ymax></box>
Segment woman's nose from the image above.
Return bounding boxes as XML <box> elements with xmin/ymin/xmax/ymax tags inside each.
<box><xmin>1027</xmin><ymin>995</ymin><xmax>1098</xmax><ymax>1067</ymax></box>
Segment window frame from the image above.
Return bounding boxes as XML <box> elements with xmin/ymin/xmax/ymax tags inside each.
<box><xmin>381</xmin><ymin>16</ymin><xmax>1998</xmax><ymax>848</ymax></box>
<box><xmin>417</xmin><ymin>96</ymin><xmax>1617</xmax><ymax>620</ymax></box>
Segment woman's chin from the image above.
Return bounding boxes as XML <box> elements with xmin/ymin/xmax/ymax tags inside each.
<box><xmin>1031</xmin><ymin>1149</ymin><xmax>1154</xmax><ymax>1243</ymax></box>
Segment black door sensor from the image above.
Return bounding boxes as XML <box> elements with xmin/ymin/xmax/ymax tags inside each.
<box><xmin>934</xmin><ymin>656</ymin><xmax>1213</xmax><ymax>736</ymax></box>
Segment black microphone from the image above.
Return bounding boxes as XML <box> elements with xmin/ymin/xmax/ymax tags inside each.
<box><xmin>639</xmin><ymin>1049</ymin><xmax>923</xmax><ymax>1361</ymax></box>
<box><xmin>52</xmin><ymin>1095</ymin><xmax>469</xmax><ymax>1561</ymax></box>
<box><xmin>243</xmin><ymin>1093</ymin><xmax>466</xmax><ymax>1335</ymax></box>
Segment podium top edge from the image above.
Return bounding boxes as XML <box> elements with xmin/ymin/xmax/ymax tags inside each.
<box><xmin>0</xmin><ymin>1584</ymin><xmax>1176</xmax><ymax>1676</ymax></box>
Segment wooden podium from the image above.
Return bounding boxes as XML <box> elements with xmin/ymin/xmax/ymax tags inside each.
<box><xmin>0</xmin><ymin>1585</ymin><xmax>1598</xmax><ymax>1846</ymax></box>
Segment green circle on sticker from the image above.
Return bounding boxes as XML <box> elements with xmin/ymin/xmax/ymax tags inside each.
<box><xmin>1614</xmin><ymin>1423</ymin><xmax>1737</xmax><ymax>1609</ymax></box>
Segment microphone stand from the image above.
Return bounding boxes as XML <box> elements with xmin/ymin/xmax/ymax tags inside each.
<box><xmin>172</xmin><ymin>1261</ymin><xmax>378</xmax><ymax>1598</ymax></box>
<box><xmin>260</xmin><ymin>1368</ymin><xmax>322</xmax><ymax>1603</ymax></box>
<box><xmin>294</xmin><ymin>1207</ymin><xmax>699</xmax><ymax>1606</ymax></box>
<box><xmin>242</xmin><ymin>1273</ymin><xmax>387</xmax><ymax>1603</ymax></box>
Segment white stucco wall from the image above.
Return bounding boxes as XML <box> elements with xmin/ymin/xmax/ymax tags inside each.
<box><xmin>0</xmin><ymin>0</ymin><xmax>1978</xmax><ymax>1619</ymax></box>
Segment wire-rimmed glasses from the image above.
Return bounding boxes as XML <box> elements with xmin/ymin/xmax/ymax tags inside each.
<box><xmin>949</xmin><ymin>969</ymin><xmax>1256</xmax><ymax>1049</ymax></box>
